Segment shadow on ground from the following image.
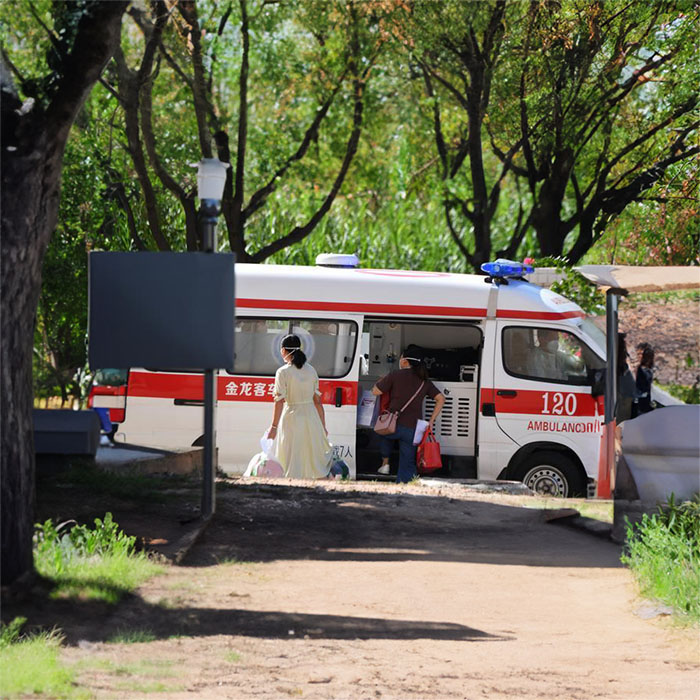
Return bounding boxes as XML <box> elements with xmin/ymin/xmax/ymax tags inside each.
<box><xmin>3</xmin><ymin>474</ymin><xmax>619</xmax><ymax>647</ymax></box>
<box><xmin>185</xmin><ymin>481</ymin><xmax>622</xmax><ymax>570</ymax></box>
<box><xmin>3</xmin><ymin>582</ymin><xmax>508</xmax><ymax>646</ymax></box>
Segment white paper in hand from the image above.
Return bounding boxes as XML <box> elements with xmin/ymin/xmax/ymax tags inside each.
<box><xmin>413</xmin><ymin>419</ymin><xmax>429</xmax><ymax>445</ymax></box>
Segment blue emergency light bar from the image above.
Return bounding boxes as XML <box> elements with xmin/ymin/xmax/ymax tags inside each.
<box><xmin>481</xmin><ymin>259</ymin><xmax>534</xmax><ymax>278</ymax></box>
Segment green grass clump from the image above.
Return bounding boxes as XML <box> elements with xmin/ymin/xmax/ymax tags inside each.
<box><xmin>107</xmin><ymin>627</ymin><xmax>157</xmax><ymax>644</ymax></box>
<box><xmin>622</xmin><ymin>495</ymin><xmax>700</xmax><ymax>624</ymax></box>
<box><xmin>658</xmin><ymin>382</ymin><xmax>700</xmax><ymax>405</ymax></box>
<box><xmin>34</xmin><ymin>513</ymin><xmax>163</xmax><ymax>603</ymax></box>
<box><xmin>0</xmin><ymin>619</ymin><xmax>83</xmax><ymax>699</ymax></box>
<box><xmin>52</xmin><ymin>464</ymin><xmax>184</xmax><ymax>503</ymax></box>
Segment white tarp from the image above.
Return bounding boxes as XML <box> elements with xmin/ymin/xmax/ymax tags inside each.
<box><xmin>576</xmin><ymin>265</ymin><xmax>700</xmax><ymax>293</ymax></box>
<box><xmin>620</xmin><ymin>405</ymin><xmax>700</xmax><ymax>504</ymax></box>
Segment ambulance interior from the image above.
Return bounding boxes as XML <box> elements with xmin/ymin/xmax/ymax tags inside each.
<box><xmin>357</xmin><ymin>320</ymin><xmax>482</xmax><ymax>478</ymax></box>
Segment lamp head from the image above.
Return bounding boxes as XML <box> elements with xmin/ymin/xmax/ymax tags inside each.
<box><xmin>191</xmin><ymin>158</ymin><xmax>230</xmax><ymax>201</ymax></box>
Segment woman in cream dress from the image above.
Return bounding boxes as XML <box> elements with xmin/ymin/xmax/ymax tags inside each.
<box><xmin>267</xmin><ymin>334</ymin><xmax>332</xmax><ymax>479</ymax></box>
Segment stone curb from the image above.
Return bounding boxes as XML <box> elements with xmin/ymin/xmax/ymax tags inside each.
<box><xmin>171</xmin><ymin>515</ymin><xmax>212</xmax><ymax>564</ymax></box>
<box><xmin>544</xmin><ymin>508</ymin><xmax>613</xmax><ymax>540</ymax></box>
<box><xmin>96</xmin><ymin>445</ymin><xmax>204</xmax><ymax>476</ymax></box>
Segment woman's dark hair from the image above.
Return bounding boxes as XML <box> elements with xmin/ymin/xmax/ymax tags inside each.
<box><xmin>402</xmin><ymin>345</ymin><xmax>429</xmax><ymax>381</ymax></box>
<box><xmin>637</xmin><ymin>342</ymin><xmax>654</xmax><ymax>368</ymax></box>
<box><xmin>281</xmin><ymin>334</ymin><xmax>307</xmax><ymax>369</ymax></box>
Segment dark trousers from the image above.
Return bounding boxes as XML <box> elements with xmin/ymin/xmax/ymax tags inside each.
<box><xmin>379</xmin><ymin>424</ymin><xmax>416</xmax><ymax>483</ymax></box>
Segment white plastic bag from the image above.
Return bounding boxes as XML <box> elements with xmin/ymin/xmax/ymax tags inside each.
<box><xmin>413</xmin><ymin>419</ymin><xmax>429</xmax><ymax>445</ymax></box>
<box><xmin>243</xmin><ymin>452</ymin><xmax>265</xmax><ymax>477</ymax></box>
<box><xmin>244</xmin><ymin>451</ymin><xmax>283</xmax><ymax>477</ymax></box>
<box><xmin>258</xmin><ymin>458</ymin><xmax>283</xmax><ymax>477</ymax></box>
<box><xmin>244</xmin><ymin>431</ymin><xmax>282</xmax><ymax>477</ymax></box>
<box><xmin>260</xmin><ymin>433</ymin><xmax>274</xmax><ymax>456</ymax></box>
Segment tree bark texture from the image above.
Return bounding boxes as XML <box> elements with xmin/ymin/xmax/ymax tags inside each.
<box><xmin>1</xmin><ymin>0</ymin><xmax>127</xmax><ymax>586</ymax></box>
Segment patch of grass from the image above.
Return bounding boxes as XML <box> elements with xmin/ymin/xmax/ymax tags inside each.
<box><xmin>107</xmin><ymin>626</ymin><xmax>157</xmax><ymax>644</ymax></box>
<box><xmin>85</xmin><ymin>658</ymin><xmax>175</xmax><ymax>677</ymax></box>
<box><xmin>50</xmin><ymin>464</ymin><xmax>186</xmax><ymax>503</ymax></box>
<box><xmin>214</xmin><ymin>555</ymin><xmax>254</xmax><ymax>566</ymax></box>
<box><xmin>0</xmin><ymin>620</ymin><xmax>86</xmax><ymax>699</ymax></box>
<box><xmin>626</xmin><ymin>289</ymin><xmax>700</xmax><ymax>306</ymax></box>
<box><xmin>622</xmin><ymin>495</ymin><xmax>700</xmax><ymax>624</ymax></box>
<box><xmin>658</xmin><ymin>382</ymin><xmax>700</xmax><ymax>405</ymax></box>
<box><xmin>574</xmin><ymin>500</ymin><xmax>614</xmax><ymax>523</ymax></box>
<box><xmin>225</xmin><ymin>650</ymin><xmax>242</xmax><ymax>663</ymax></box>
<box><xmin>495</xmin><ymin>494</ymin><xmax>614</xmax><ymax>523</ymax></box>
<box><xmin>114</xmin><ymin>680</ymin><xmax>180</xmax><ymax>693</ymax></box>
<box><xmin>34</xmin><ymin>514</ymin><xmax>163</xmax><ymax>603</ymax></box>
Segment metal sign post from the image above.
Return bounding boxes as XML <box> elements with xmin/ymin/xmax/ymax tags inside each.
<box><xmin>597</xmin><ymin>289</ymin><xmax>621</xmax><ymax>498</ymax></box>
<box><xmin>201</xmin><ymin>200</ymin><xmax>219</xmax><ymax>519</ymax></box>
<box><xmin>193</xmin><ymin>158</ymin><xmax>231</xmax><ymax>519</ymax></box>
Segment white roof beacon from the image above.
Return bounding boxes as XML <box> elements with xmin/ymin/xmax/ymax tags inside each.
<box><xmin>315</xmin><ymin>253</ymin><xmax>360</xmax><ymax>268</ymax></box>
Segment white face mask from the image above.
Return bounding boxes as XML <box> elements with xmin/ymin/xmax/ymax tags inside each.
<box><xmin>545</xmin><ymin>340</ymin><xmax>559</xmax><ymax>354</ymax></box>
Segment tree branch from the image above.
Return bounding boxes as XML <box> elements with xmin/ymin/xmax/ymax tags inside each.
<box><xmin>45</xmin><ymin>1</ymin><xmax>128</xmax><ymax>142</ymax></box>
<box><xmin>241</xmin><ymin>78</ymin><xmax>346</xmax><ymax>222</ymax></box>
<box><xmin>112</xmin><ymin>42</ymin><xmax>171</xmax><ymax>251</ymax></box>
<box><xmin>420</xmin><ymin>64</ymin><xmax>449</xmax><ymax>177</ymax></box>
<box><xmin>229</xmin><ymin>0</ymin><xmax>250</xmax><ymax>241</ymax></box>
<box><xmin>177</xmin><ymin>1</ymin><xmax>216</xmax><ymax>157</ymax></box>
<box><xmin>249</xmin><ymin>8</ymin><xmax>366</xmax><ymax>263</ymax></box>
<box><xmin>443</xmin><ymin>201</ymin><xmax>473</xmax><ymax>263</ymax></box>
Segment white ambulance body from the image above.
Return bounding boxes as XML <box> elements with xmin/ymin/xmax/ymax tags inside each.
<box><xmin>99</xmin><ymin>260</ymin><xmax>607</xmax><ymax>497</ymax></box>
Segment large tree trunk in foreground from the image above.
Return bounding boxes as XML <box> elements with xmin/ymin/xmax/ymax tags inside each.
<box><xmin>1</xmin><ymin>1</ymin><xmax>127</xmax><ymax>586</ymax></box>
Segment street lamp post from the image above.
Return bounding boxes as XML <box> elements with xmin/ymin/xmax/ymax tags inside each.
<box><xmin>193</xmin><ymin>158</ymin><xmax>230</xmax><ymax>518</ymax></box>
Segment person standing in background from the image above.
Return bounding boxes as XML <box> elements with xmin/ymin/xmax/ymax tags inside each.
<box><xmin>616</xmin><ymin>333</ymin><xmax>636</xmax><ymax>423</ymax></box>
<box><xmin>635</xmin><ymin>342</ymin><xmax>656</xmax><ymax>415</ymax></box>
<box><xmin>372</xmin><ymin>346</ymin><xmax>445</xmax><ymax>483</ymax></box>
<box><xmin>268</xmin><ymin>334</ymin><xmax>332</xmax><ymax>478</ymax></box>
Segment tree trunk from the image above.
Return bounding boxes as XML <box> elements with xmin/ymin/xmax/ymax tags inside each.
<box><xmin>1</xmin><ymin>130</ymin><xmax>63</xmax><ymax>585</ymax></box>
<box><xmin>1</xmin><ymin>0</ymin><xmax>127</xmax><ymax>586</ymax></box>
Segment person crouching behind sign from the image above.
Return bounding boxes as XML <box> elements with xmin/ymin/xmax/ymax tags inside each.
<box><xmin>372</xmin><ymin>347</ymin><xmax>445</xmax><ymax>483</ymax></box>
<box><xmin>267</xmin><ymin>334</ymin><xmax>332</xmax><ymax>479</ymax></box>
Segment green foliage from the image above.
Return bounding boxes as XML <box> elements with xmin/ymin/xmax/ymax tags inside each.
<box><xmin>107</xmin><ymin>627</ymin><xmax>157</xmax><ymax>644</ymax></box>
<box><xmin>532</xmin><ymin>257</ymin><xmax>605</xmax><ymax>315</ymax></box>
<box><xmin>622</xmin><ymin>495</ymin><xmax>700</xmax><ymax>624</ymax></box>
<box><xmin>4</xmin><ymin>0</ymin><xmax>696</xmax><ymax>397</ymax></box>
<box><xmin>268</xmin><ymin>192</ymin><xmax>468</xmax><ymax>272</ymax></box>
<box><xmin>659</xmin><ymin>382</ymin><xmax>700</xmax><ymax>405</ymax></box>
<box><xmin>0</xmin><ymin>617</ymin><xmax>27</xmax><ymax>648</ymax></box>
<box><xmin>0</xmin><ymin>622</ymin><xmax>81</xmax><ymax>700</ymax></box>
<box><xmin>33</xmin><ymin>513</ymin><xmax>162</xmax><ymax>603</ymax></box>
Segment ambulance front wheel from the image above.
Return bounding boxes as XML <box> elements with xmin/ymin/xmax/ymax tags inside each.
<box><xmin>516</xmin><ymin>452</ymin><xmax>585</xmax><ymax>498</ymax></box>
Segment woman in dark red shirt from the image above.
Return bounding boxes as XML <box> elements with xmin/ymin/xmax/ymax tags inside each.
<box><xmin>372</xmin><ymin>347</ymin><xmax>445</xmax><ymax>483</ymax></box>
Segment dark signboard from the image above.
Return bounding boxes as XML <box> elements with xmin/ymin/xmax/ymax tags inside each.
<box><xmin>89</xmin><ymin>252</ymin><xmax>235</xmax><ymax>370</ymax></box>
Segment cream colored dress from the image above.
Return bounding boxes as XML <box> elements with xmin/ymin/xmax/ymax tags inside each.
<box><xmin>273</xmin><ymin>362</ymin><xmax>332</xmax><ymax>479</ymax></box>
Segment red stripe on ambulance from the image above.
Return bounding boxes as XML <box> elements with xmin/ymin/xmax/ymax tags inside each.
<box><xmin>237</xmin><ymin>298</ymin><xmax>583</xmax><ymax>321</ymax></box>
<box><xmin>480</xmin><ymin>388</ymin><xmax>600</xmax><ymax>417</ymax></box>
<box><xmin>127</xmin><ymin>371</ymin><xmax>357</xmax><ymax>406</ymax></box>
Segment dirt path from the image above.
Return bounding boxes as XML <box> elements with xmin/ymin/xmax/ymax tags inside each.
<box><xmin>23</xmin><ymin>480</ymin><xmax>700</xmax><ymax>698</ymax></box>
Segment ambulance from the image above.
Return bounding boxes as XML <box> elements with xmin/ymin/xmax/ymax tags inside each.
<box><xmin>90</xmin><ymin>255</ymin><xmax>608</xmax><ymax>497</ymax></box>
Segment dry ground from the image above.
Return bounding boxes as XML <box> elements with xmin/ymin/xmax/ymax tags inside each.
<box><xmin>7</xmin><ymin>477</ymin><xmax>699</xmax><ymax>700</ymax></box>
<box><xmin>617</xmin><ymin>298</ymin><xmax>699</xmax><ymax>386</ymax></box>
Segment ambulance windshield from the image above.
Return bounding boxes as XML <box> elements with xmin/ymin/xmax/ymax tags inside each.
<box><xmin>578</xmin><ymin>317</ymin><xmax>606</xmax><ymax>356</ymax></box>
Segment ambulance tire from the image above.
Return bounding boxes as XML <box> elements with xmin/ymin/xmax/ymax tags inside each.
<box><xmin>516</xmin><ymin>452</ymin><xmax>585</xmax><ymax>498</ymax></box>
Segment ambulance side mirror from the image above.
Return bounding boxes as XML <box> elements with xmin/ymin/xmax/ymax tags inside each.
<box><xmin>590</xmin><ymin>368</ymin><xmax>606</xmax><ymax>397</ymax></box>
